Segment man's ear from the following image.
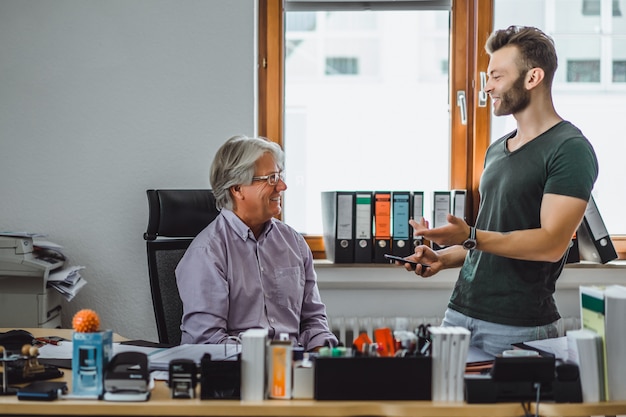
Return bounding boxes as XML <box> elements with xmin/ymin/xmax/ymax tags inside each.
<box><xmin>230</xmin><ymin>185</ymin><xmax>244</xmax><ymax>200</ymax></box>
<box><xmin>526</xmin><ymin>67</ymin><xmax>545</xmax><ymax>90</ymax></box>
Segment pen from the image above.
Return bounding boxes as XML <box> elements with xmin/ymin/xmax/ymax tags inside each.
<box><xmin>35</xmin><ymin>337</ymin><xmax>62</xmax><ymax>346</ymax></box>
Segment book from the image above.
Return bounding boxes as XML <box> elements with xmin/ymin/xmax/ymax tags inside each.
<box><xmin>579</xmin><ymin>285</ymin><xmax>608</xmax><ymax>401</ymax></box>
<box><xmin>603</xmin><ymin>285</ymin><xmax>626</xmax><ymax>401</ymax></box>
<box><xmin>427</xmin><ymin>326</ymin><xmax>448</xmax><ymax>402</ymax></box>
<box><xmin>453</xmin><ymin>327</ymin><xmax>471</xmax><ymax>402</ymax></box>
<box><xmin>240</xmin><ymin>328</ymin><xmax>268</xmax><ymax>401</ymax></box>
<box><xmin>579</xmin><ymin>285</ymin><xmax>626</xmax><ymax>401</ymax></box>
<box><xmin>566</xmin><ymin>328</ymin><xmax>604</xmax><ymax>402</ymax></box>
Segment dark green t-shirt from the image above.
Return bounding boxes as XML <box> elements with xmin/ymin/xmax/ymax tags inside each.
<box><xmin>448</xmin><ymin>121</ymin><xmax>598</xmax><ymax>326</ymax></box>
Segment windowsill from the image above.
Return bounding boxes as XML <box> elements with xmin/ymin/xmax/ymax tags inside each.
<box><xmin>314</xmin><ymin>260</ymin><xmax>626</xmax><ymax>268</ymax></box>
<box><xmin>314</xmin><ymin>260</ymin><xmax>626</xmax><ymax>290</ymax></box>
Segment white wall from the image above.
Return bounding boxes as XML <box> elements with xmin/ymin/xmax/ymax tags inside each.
<box><xmin>0</xmin><ymin>0</ymin><xmax>257</xmax><ymax>340</ymax></box>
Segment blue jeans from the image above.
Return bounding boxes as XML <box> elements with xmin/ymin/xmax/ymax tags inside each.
<box><xmin>441</xmin><ymin>308</ymin><xmax>559</xmax><ymax>357</ymax></box>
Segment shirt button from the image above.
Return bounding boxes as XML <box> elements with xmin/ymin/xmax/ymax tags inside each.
<box><xmin>270</xmin><ymin>318</ymin><xmax>275</xmax><ymax>323</ymax></box>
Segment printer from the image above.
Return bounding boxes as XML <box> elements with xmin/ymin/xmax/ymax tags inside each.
<box><xmin>0</xmin><ymin>234</ymin><xmax>65</xmax><ymax>328</ymax></box>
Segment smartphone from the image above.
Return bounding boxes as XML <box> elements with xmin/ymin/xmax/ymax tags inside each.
<box><xmin>383</xmin><ymin>254</ymin><xmax>430</xmax><ymax>269</ymax></box>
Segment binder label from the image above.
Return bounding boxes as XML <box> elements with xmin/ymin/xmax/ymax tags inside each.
<box><xmin>336</xmin><ymin>194</ymin><xmax>354</xmax><ymax>240</ymax></box>
<box><xmin>392</xmin><ymin>193</ymin><xmax>410</xmax><ymax>239</ymax></box>
<box><xmin>355</xmin><ymin>194</ymin><xmax>372</xmax><ymax>239</ymax></box>
<box><xmin>374</xmin><ymin>193</ymin><xmax>391</xmax><ymax>238</ymax></box>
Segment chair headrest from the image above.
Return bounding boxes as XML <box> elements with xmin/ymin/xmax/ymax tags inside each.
<box><xmin>144</xmin><ymin>189</ymin><xmax>220</xmax><ymax>240</ymax></box>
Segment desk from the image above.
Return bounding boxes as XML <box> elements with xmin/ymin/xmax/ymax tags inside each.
<box><xmin>1</xmin><ymin>329</ymin><xmax>625</xmax><ymax>417</ymax></box>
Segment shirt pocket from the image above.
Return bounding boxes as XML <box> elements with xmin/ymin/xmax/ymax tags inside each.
<box><xmin>272</xmin><ymin>266</ymin><xmax>304</xmax><ymax>310</ymax></box>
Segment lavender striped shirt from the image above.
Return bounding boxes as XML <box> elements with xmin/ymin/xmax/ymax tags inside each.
<box><xmin>176</xmin><ymin>209</ymin><xmax>337</xmax><ymax>350</ymax></box>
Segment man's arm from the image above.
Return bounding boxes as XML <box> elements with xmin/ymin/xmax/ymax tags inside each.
<box><xmin>476</xmin><ymin>193</ymin><xmax>587</xmax><ymax>262</ymax></box>
<box><xmin>414</xmin><ymin>193</ymin><xmax>587</xmax><ymax>263</ymax></box>
<box><xmin>176</xmin><ymin>246</ymin><xmax>231</xmax><ymax>344</ymax></box>
<box><xmin>298</xmin><ymin>237</ymin><xmax>338</xmax><ymax>350</ymax></box>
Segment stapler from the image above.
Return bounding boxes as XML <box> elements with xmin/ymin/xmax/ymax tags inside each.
<box><xmin>103</xmin><ymin>352</ymin><xmax>150</xmax><ymax>401</ymax></box>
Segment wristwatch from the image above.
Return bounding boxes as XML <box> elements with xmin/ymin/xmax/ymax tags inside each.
<box><xmin>462</xmin><ymin>226</ymin><xmax>477</xmax><ymax>250</ymax></box>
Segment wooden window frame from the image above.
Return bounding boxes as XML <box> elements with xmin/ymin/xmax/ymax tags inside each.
<box><xmin>257</xmin><ymin>0</ymin><xmax>626</xmax><ymax>260</ymax></box>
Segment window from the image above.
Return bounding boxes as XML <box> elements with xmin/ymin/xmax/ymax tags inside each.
<box><xmin>492</xmin><ymin>0</ymin><xmax>626</xmax><ymax>246</ymax></box>
<box><xmin>325</xmin><ymin>57</ymin><xmax>359</xmax><ymax>75</ymax></box>
<box><xmin>567</xmin><ymin>60</ymin><xmax>601</xmax><ymax>82</ymax></box>
<box><xmin>282</xmin><ymin>5</ymin><xmax>451</xmax><ymax>235</ymax></box>
<box><xmin>258</xmin><ymin>0</ymin><xmax>625</xmax><ymax>259</ymax></box>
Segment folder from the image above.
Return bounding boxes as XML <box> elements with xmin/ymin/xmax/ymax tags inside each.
<box><xmin>451</xmin><ymin>189</ymin><xmax>467</xmax><ymax>222</ymax></box>
<box><xmin>373</xmin><ymin>191</ymin><xmax>392</xmax><ymax>263</ymax></box>
<box><xmin>354</xmin><ymin>192</ymin><xmax>373</xmax><ymax>263</ymax></box>
<box><xmin>391</xmin><ymin>191</ymin><xmax>411</xmax><ymax>258</ymax></box>
<box><xmin>410</xmin><ymin>191</ymin><xmax>424</xmax><ymax>252</ymax></box>
<box><xmin>321</xmin><ymin>191</ymin><xmax>355</xmax><ymax>263</ymax></box>
<box><xmin>577</xmin><ymin>195</ymin><xmax>617</xmax><ymax>264</ymax></box>
<box><xmin>432</xmin><ymin>191</ymin><xmax>451</xmax><ymax>250</ymax></box>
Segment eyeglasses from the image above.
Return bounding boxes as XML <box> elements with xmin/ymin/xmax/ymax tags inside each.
<box><xmin>251</xmin><ymin>171</ymin><xmax>284</xmax><ymax>186</ymax></box>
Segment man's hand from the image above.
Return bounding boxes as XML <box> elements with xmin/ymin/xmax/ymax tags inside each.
<box><xmin>409</xmin><ymin>215</ymin><xmax>470</xmax><ymax>248</ymax></box>
<box><xmin>403</xmin><ymin>244</ymin><xmax>441</xmax><ymax>277</ymax></box>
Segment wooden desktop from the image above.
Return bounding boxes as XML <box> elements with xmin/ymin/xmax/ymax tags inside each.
<box><xmin>1</xmin><ymin>328</ymin><xmax>624</xmax><ymax>417</ymax></box>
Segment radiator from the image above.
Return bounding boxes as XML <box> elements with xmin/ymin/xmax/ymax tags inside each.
<box><xmin>329</xmin><ymin>316</ymin><xmax>443</xmax><ymax>346</ymax></box>
<box><xmin>329</xmin><ymin>315</ymin><xmax>581</xmax><ymax>346</ymax></box>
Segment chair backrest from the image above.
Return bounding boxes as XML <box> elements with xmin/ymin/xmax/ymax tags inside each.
<box><xmin>144</xmin><ymin>189</ymin><xmax>220</xmax><ymax>345</ymax></box>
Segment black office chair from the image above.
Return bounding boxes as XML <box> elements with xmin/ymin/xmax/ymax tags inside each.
<box><xmin>144</xmin><ymin>189</ymin><xmax>220</xmax><ymax>345</ymax></box>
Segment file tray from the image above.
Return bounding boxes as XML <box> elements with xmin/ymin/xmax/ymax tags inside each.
<box><xmin>314</xmin><ymin>356</ymin><xmax>431</xmax><ymax>400</ymax></box>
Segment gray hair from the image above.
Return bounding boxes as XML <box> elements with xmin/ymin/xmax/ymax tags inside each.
<box><xmin>210</xmin><ymin>135</ymin><xmax>284</xmax><ymax>210</ymax></box>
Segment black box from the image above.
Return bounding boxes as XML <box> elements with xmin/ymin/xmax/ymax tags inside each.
<box><xmin>200</xmin><ymin>353</ymin><xmax>241</xmax><ymax>400</ymax></box>
<box><xmin>314</xmin><ymin>356</ymin><xmax>431</xmax><ymax>400</ymax></box>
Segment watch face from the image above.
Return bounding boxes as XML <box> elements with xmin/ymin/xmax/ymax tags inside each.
<box><xmin>463</xmin><ymin>239</ymin><xmax>476</xmax><ymax>250</ymax></box>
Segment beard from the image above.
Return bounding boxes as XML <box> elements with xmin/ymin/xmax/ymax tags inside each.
<box><xmin>494</xmin><ymin>73</ymin><xmax>531</xmax><ymax>116</ymax></box>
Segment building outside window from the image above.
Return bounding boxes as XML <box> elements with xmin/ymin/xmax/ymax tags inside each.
<box><xmin>282</xmin><ymin>0</ymin><xmax>625</xmax><ymax>244</ymax></box>
<box><xmin>284</xmin><ymin>8</ymin><xmax>450</xmax><ymax>234</ymax></box>
<box><xmin>492</xmin><ymin>0</ymin><xmax>626</xmax><ymax>237</ymax></box>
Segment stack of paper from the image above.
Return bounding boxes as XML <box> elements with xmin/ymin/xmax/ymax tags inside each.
<box><xmin>46</xmin><ymin>266</ymin><xmax>87</xmax><ymax>301</ymax></box>
<box><xmin>428</xmin><ymin>326</ymin><xmax>470</xmax><ymax>402</ymax></box>
<box><xmin>566</xmin><ymin>328</ymin><xmax>604</xmax><ymax>402</ymax></box>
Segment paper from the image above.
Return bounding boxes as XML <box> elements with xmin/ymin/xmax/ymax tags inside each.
<box><xmin>520</xmin><ymin>336</ymin><xmax>568</xmax><ymax>360</ymax></box>
<box><xmin>148</xmin><ymin>344</ymin><xmax>241</xmax><ymax>371</ymax></box>
<box><xmin>46</xmin><ymin>266</ymin><xmax>87</xmax><ymax>301</ymax></box>
<box><xmin>37</xmin><ymin>342</ymin><xmax>167</xmax><ymax>360</ymax></box>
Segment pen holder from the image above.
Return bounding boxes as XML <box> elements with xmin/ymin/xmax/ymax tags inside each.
<box><xmin>71</xmin><ymin>330</ymin><xmax>113</xmax><ymax>397</ymax></box>
<box><xmin>314</xmin><ymin>355</ymin><xmax>432</xmax><ymax>400</ymax></box>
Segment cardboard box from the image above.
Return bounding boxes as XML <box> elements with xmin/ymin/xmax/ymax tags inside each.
<box><xmin>72</xmin><ymin>330</ymin><xmax>113</xmax><ymax>397</ymax></box>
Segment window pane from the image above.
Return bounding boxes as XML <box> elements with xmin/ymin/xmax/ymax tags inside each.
<box><xmin>284</xmin><ymin>10</ymin><xmax>450</xmax><ymax>234</ymax></box>
<box><xmin>493</xmin><ymin>1</ymin><xmax>626</xmax><ymax>235</ymax></box>
<box><xmin>614</xmin><ymin>38</ymin><xmax>626</xmax><ymax>82</ymax></box>
<box><xmin>554</xmin><ymin>36</ymin><xmax>602</xmax><ymax>83</ymax></box>
<box><xmin>614</xmin><ymin>0</ymin><xmax>626</xmax><ymax>34</ymax></box>
<box><xmin>556</xmin><ymin>0</ymin><xmax>601</xmax><ymax>32</ymax></box>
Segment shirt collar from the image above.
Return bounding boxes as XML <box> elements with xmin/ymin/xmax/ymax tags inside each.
<box><xmin>221</xmin><ymin>208</ymin><xmax>275</xmax><ymax>241</ymax></box>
